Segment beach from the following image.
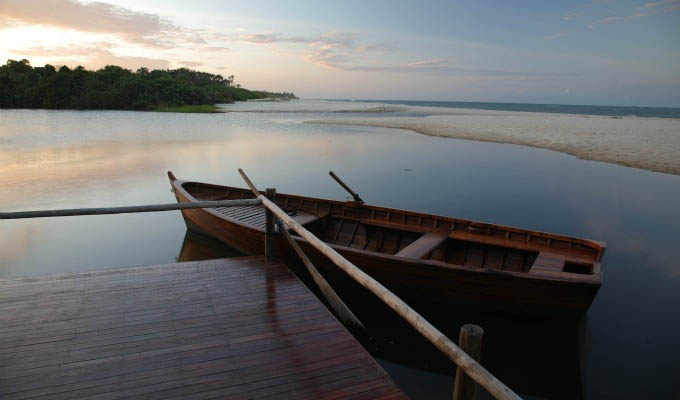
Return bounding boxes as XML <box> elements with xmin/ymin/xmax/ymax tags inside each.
<box><xmin>305</xmin><ymin>104</ymin><xmax>680</xmax><ymax>175</ymax></box>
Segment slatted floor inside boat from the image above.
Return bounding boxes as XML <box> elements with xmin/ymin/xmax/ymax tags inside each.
<box><xmin>211</xmin><ymin>205</ymin><xmax>268</xmax><ymax>230</ymax></box>
<box><xmin>0</xmin><ymin>256</ymin><xmax>406</xmax><ymax>400</ymax></box>
<box><xmin>208</xmin><ymin>203</ymin><xmax>537</xmax><ymax>273</ymax></box>
<box><xmin>189</xmin><ymin>184</ymin><xmax>537</xmax><ymax>272</ymax></box>
<box><xmin>319</xmin><ymin>218</ymin><xmax>538</xmax><ymax>272</ymax></box>
<box><xmin>209</xmin><ymin>206</ymin><xmax>312</xmax><ymax>231</ymax></box>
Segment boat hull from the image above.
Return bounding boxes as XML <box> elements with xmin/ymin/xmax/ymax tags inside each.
<box><xmin>170</xmin><ymin>178</ymin><xmax>601</xmax><ymax>317</ymax></box>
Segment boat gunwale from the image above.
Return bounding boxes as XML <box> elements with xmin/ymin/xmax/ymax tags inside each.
<box><xmin>172</xmin><ymin>178</ymin><xmax>267</xmax><ymax>233</ymax></box>
<box><xmin>170</xmin><ymin>177</ymin><xmax>603</xmax><ymax>286</ymax></box>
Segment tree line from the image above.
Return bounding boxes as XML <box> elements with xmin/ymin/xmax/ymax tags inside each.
<box><xmin>0</xmin><ymin>59</ymin><xmax>296</xmax><ymax>110</ymax></box>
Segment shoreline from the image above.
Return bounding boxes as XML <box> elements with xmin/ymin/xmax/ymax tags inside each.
<box><xmin>306</xmin><ymin>112</ymin><xmax>680</xmax><ymax>176</ymax></box>
<box><xmin>152</xmin><ymin>104</ymin><xmax>224</xmax><ymax>113</ymax></box>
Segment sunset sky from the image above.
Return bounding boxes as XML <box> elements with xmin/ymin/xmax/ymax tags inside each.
<box><xmin>1</xmin><ymin>0</ymin><xmax>679</xmax><ymax>106</ymax></box>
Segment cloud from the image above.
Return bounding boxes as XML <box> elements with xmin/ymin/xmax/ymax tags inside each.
<box><xmin>588</xmin><ymin>0</ymin><xmax>680</xmax><ymax>28</ymax></box>
<box><xmin>591</xmin><ymin>14</ymin><xmax>643</xmax><ymax>27</ymax></box>
<box><xmin>238</xmin><ymin>31</ymin><xmax>364</xmax><ymax>47</ymax></box>
<box><xmin>0</xmin><ymin>0</ymin><xmax>232</xmax><ymax>51</ymax></box>
<box><xmin>14</xmin><ymin>42</ymin><xmax>111</xmax><ymax>57</ymax></box>
<box><xmin>0</xmin><ymin>0</ymin><xmax>178</xmax><ymax>46</ymax></box>
<box><xmin>313</xmin><ymin>32</ymin><xmax>359</xmax><ymax>48</ymax></box>
<box><xmin>10</xmin><ymin>43</ymin><xmax>170</xmax><ymax>70</ymax></box>
<box><xmin>303</xmin><ymin>48</ymin><xmax>354</xmax><ymax>69</ymax></box>
<box><xmin>197</xmin><ymin>46</ymin><xmax>230</xmax><ymax>53</ymax></box>
<box><xmin>562</xmin><ymin>11</ymin><xmax>579</xmax><ymax>21</ymax></box>
<box><xmin>281</xmin><ymin>36</ymin><xmax>577</xmax><ymax>80</ymax></box>
<box><xmin>239</xmin><ymin>33</ymin><xmax>286</xmax><ymax>44</ymax></box>
<box><xmin>0</xmin><ymin>0</ymin><xmax>236</xmax><ymax>72</ymax></box>
<box><xmin>302</xmin><ymin>55</ymin><xmax>579</xmax><ymax>81</ymax></box>
<box><xmin>179</xmin><ymin>61</ymin><xmax>203</xmax><ymax>68</ymax></box>
<box><xmin>88</xmin><ymin>51</ymin><xmax>170</xmax><ymax>70</ymax></box>
<box><xmin>408</xmin><ymin>58</ymin><xmax>445</xmax><ymax>67</ymax></box>
<box><xmin>642</xmin><ymin>0</ymin><xmax>680</xmax><ymax>10</ymax></box>
<box><xmin>238</xmin><ymin>30</ymin><xmax>397</xmax><ymax>70</ymax></box>
<box><xmin>356</xmin><ymin>42</ymin><xmax>396</xmax><ymax>53</ymax></box>
<box><xmin>294</xmin><ymin>37</ymin><xmax>578</xmax><ymax>81</ymax></box>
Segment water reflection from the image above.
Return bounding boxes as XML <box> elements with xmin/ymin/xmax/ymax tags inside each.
<box><xmin>355</xmin><ymin>288</ymin><xmax>588</xmax><ymax>399</ymax></box>
<box><xmin>1</xmin><ymin>107</ymin><xmax>679</xmax><ymax>398</ymax></box>
<box><xmin>177</xmin><ymin>230</ymin><xmax>243</xmax><ymax>262</ymax></box>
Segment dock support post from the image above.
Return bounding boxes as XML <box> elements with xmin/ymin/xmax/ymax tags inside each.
<box><xmin>265</xmin><ymin>188</ymin><xmax>277</xmax><ymax>259</ymax></box>
<box><xmin>453</xmin><ymin>324</ymin><xmax>484</xmax><ymax>400</ymax></box>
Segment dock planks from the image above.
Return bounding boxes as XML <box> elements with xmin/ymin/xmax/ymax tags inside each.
<box><xmin>0</xmin><ymin>256</ymin><xmax>406</xmax><ymax>399</ymax></box>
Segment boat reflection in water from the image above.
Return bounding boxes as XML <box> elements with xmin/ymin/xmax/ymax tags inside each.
<box><xmin>177</xmin><ymin>230</ymin><xmax>243</xmax><ymax>262</ymax></box>
<box><xmin>175</xmin><ymin>229</ymin><xmax>587</xmax><ymax>400</ymax></box>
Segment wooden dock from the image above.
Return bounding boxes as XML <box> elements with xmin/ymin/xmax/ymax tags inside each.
<box><xmin>0</xmin><ymin>256</ymin><xmax>407</xmax><ymax>400</ymax></box>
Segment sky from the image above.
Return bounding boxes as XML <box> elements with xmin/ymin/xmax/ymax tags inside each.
<box><xmin>1</xmin><ymin>0</ymin><xmax>679</xmax><ymax>106</ymax></box>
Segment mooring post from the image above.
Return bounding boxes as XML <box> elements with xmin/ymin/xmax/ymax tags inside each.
<box><xmin>453</xmin><ymin>324</ymin><xmax>484</xmax><ymax>400</ymax></box>
<box><xmin>265</xmin><ymin>188</ymin><xmax>277</xmax><ymax>259</ymax></box>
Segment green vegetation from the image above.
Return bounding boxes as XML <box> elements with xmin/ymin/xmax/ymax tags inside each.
<box><xmin>152</xmin><ymin>104</ymin><xmax>223</xmax><ymax>113</ymax></box>
<box><xmin>0</xmin><ymin>59</ymin><xmax>296</xmax><ymax>111</ymax></box>
<box><xmin>229</xmin><ymin>87</ymin><xmax>296</xmax><ymax>101</ymax></box>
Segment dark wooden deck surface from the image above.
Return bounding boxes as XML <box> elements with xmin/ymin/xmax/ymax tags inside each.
<box><xmin>0</xmin><ymin>256</ymin><xmax>406</xmax><ymax>399</ymax></box>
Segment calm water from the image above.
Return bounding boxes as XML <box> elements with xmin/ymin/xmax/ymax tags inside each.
<box><xmin>1</xmin><ymin>102</ymin><xmax>679</xmax><ymax>399</ymax></box>
<box><xmin>351</xmin><ymin>99</ymin><xmax>680</xmax><ymax>118</ymax></box>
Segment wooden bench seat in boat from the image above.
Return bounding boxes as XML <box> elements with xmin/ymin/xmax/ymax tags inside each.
<box><xmin>530</xmin><ymin>252</ymin><xmax>596</xmax><ymax>280</ymax></box>
<box><xmin>531</xmin><ymin>252</ymin><xmax>565</xmax><ymax>272</ymax></box>
<box><xmin>292</xmin><ymin>209</ymin><xmax>330</xmax><ymax>226</ymax></box>
<box><xmin>449</xmin><ymin>230</ymin><xmax>598</xmax><ymax>261</ymax></box>
<box><xmin>395</xmin><ymin>231</ymin><xmax>449</xmax><ymax>259</ymax></box>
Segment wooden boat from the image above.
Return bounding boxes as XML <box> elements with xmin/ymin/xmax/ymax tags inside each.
<box><xmin>169</xmin><ymin>172</ymin><xmax>605</xmax><ymax>316</ymax></box>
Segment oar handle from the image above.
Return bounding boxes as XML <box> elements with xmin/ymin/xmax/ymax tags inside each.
<box><xmin>329</xmin><ymin>171</ymin><xmax>363</xmax><ymax>203</ymax></box>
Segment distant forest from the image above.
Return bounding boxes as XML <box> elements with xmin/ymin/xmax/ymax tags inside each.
<box><xmin>0</xmin><ymin>59</ymin><xmax>296</xmax><ymax>110</ymax></box>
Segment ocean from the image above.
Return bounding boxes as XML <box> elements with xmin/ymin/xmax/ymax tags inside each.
<box><xmin>346</xmin><ymin>99</ymin><xmax>680</xmax><ymax>118</ymax></box>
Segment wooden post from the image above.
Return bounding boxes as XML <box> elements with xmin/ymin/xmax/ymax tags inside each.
<box><xmin>265</xmin><ymin>188</ymin><xmax>276</xmax><ymax>259</ymax></box>
<box><xmin>453</xmin><ymin>324</ymin><xmax>484</xmax><ymax>400</ymax></box>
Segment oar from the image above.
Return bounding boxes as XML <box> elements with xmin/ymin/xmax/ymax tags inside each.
<box><xmin>237</xmin><ymin>168</ymin><xmax>365</xmax><ymax>331</ymax></box>
<box><xmin>329</xmin><ymin>171</ymin><xmax>364</xmax><ymax>203</ymax></box>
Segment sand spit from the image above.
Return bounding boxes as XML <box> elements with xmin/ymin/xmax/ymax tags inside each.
<box><xmin>307</xmin><ymin>112</ymin><xmax>680</xmax><ymax>175</ymax></box>
<box><xmin>220</xmin><ymin>99</ymin><xmax>406</xmax><ymax>114</ymax></box>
